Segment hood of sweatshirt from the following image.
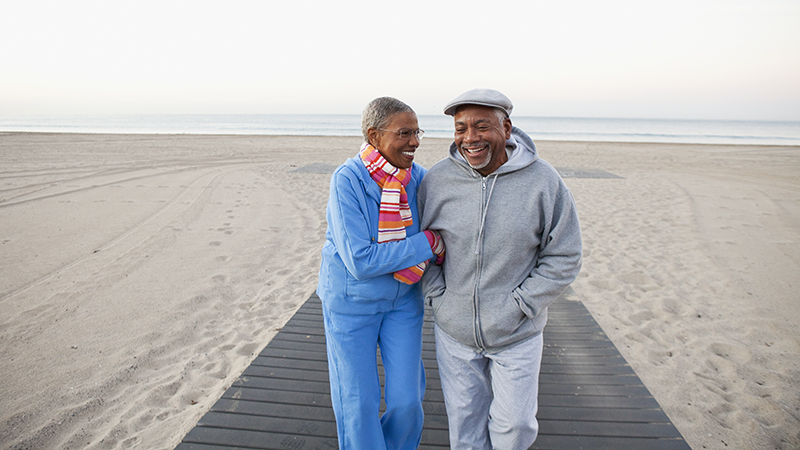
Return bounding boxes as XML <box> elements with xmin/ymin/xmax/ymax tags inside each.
<box><xmin>448</xmin><ymin>126</ymin><xmax>539</xmax><ymax>177</ymax></box>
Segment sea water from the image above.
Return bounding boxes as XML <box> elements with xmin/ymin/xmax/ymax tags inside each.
<box><xmin>1</xmin><ymin>114</ymin><xmax>799</xmax><ymax>146</ymax></box>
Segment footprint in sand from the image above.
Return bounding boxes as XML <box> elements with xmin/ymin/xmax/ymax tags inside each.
<box><xmin>237</xmin><ymin>343</ymin><xmax>259</xmax><ymax>356</ymax></box>
<box><xmin>708</xmin><ymin>342</ymin><xmax>752</xmax><ymax>364</ymax></box>
<box><xmin>209</xmin><ymin>241</ymin><xmax>222</xmax><ymax>247</ymax></box>
<box><xmin>216</xmin><ymin>255</ymin><xmax>231</xmax><ymax>262</ymax></box>
<box><xmin>706</xmin><ymin>402</ymin><xmax>739</xmax><ymax>429</ymax></box>
<box><xmin>588</xmin><ymin>277</ymin><xmax>621</xmax><ymax>291</ymax></box>
<box><xmin>212</xmin><ymin>275</ymin><xmax>229</xmax><ymax>284</ymax></box>
<box><xmin>629</xmin><ymin>310</ymin><xmax>656</xmax><ymax>324</ymax></box>
<box><xmin>121</xmin><ymin>437</ymin><xmax>140</xmax><ymax>448</ymax></box>
<box><xmin>203</xmin><ymin>361</ymin><xmax>229</xmax><ymax>379</ymax></box>
<box><xmin>658</xmin><ymin>298</ymin><xmax>686</xmax><ymax>315</ymax></box>
<box><xmin>618</xmin><ymin>271</ymin><xmax>658</xmax><ymax>287</ymax></box>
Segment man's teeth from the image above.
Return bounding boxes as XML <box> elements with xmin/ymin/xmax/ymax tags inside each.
<box><xmin>402</xmin><ymin>151</ymin><xmax>414</xmax><ymax>156</ymax></box>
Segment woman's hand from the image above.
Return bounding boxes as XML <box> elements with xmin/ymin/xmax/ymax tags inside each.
<box><xmin>424</xmin><ymin>230</ymin><xmax>445</xmax><ymax>265</ymax></box>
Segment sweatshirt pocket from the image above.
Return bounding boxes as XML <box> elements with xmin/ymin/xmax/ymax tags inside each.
<box><xmin>479</xmin><ymin>290</ymin><xmax>528</xmax><ymax>348</ymax></box>
<box><xmin>345</xmin><ymin>273</ymin><xmax>399</xmax><ymax>302</ymax></box>
<box><xmin>431</xmin><ymin>289</ymin><xmax>450</xmax><ymax>316</ymax></box>
<box><xmin>432</xmin><ymin>289</ymin><xmax>476</xmax><ymax>348</ymax></box>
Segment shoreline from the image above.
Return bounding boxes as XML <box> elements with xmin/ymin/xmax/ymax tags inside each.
<box><xmin>3</xmin><ymin>130</ymin><xmax>800</xmax><ymax>147</ymax></box>
<box><xmin>0</xmin><ymin>133</ymin><xmax>798</xmax><ymax>449</ymax></box>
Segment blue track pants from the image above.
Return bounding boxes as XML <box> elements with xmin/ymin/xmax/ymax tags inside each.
<box><xmin>322</xmin><ymin>297</ymin><xmax>426</xmax><ymax>450</ymax></box>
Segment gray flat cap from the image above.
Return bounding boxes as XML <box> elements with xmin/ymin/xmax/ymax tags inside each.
<box><xmin>443</xmin><ymin>88</ymin><xmax>513</xmax><ymax>116</ymax></box>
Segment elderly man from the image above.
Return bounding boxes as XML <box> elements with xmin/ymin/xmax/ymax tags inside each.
<box><xmin>418</xmin><ymin>89</ymin><xmax>582</xmax><ymax>449</ymax></box>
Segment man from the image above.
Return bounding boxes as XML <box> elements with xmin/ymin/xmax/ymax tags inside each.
<box><xmin>418</xmin><ymin>89</ymin><xmax>582</xmax><ymax>449</ymax></box>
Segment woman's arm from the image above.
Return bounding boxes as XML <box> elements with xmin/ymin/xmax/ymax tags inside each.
<box><xmin>327</xmin><ymin>167</ymin><xmax>433</xmax><ymax>280</ymax></box>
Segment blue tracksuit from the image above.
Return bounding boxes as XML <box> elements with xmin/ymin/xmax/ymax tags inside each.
<box><xmin>317</xmin><ymin>154</ymin><xmax>433</xmax><ymax>449</ymax></box>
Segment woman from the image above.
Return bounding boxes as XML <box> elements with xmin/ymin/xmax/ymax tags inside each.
<box><xmin>317</xmin><ymin>97</ymin><xmax>445</xmax><ymax>449</ymax></box>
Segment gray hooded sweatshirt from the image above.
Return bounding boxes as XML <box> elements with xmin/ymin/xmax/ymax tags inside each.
<box><xmin>418</xmin><ymin>127</ymin><xmax>582</xmax><ymax>353</ymax></box>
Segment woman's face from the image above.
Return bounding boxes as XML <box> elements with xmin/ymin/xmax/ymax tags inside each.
<box><xmin>368</xmin><ymin>112</ymin><xmax>420</xmax><ymax>169</ymax></box>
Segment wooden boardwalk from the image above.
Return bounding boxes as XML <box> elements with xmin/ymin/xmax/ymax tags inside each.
<box><xmin>175</xmin><ymin>293</ymin><xmax>691</xmax><ymax>450</ymax></box>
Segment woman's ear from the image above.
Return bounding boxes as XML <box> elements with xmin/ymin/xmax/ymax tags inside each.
<box><xmin>367</xmin><ymin>127</ymin><xmax>380</xmax><ymax>149</ymax></box>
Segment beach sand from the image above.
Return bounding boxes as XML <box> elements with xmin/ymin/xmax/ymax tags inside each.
<box><xmin>0</xmin><ymin>133</ymin><xmax>797</xmax><ymax>449</ymax></box>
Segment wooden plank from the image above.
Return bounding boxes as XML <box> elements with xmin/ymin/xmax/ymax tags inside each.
<box><xmin>539</xmin><ymin>419</ymin><xmax>684</xmax><ymax>438</ymax></box>
<box><xmin>180</xmin><ymin>427</ymin><xmax>336</xmax><ymax>450</ymax></box>
<box><xmin>198</xmin><ymin>410</ymin><xmax>335</xmax><ymax>433</ymax></box>
<box><xmin>241</xmin><ymin>366</ymin><xmax>330</xmax><ymax>383</ymax></box>
<box><xmin>176</xmin><ymin>293</ymin><xmax>691</xmax><ymax>450</ymax></box>
<box><xmin>538</xmin><ymin>393</ymin><xmax>662</xmax><ymax>409</ymax></box>
<box><xmin>257</xmin><ymin>346</ymin><xmax>327</xmax><ymax>361</ymax></box>
<box><xmin>538</xmin><ymin>405</ymin><xmax>671</xmax><ymax>423</ymax></box>
<box><xmin>538</xmin><ymin>384</ymin><xmax>654</xmax><ymax>397</ymax></box>
<box><xmin>249</xmin><ymin>357</ymin><xmax>327</xmax><ymax>373</ymax></box>
<box><xmin>220</xmin><ymin>387</ymin><xmax>330</xmax><ymax>407</ymax></box>
<box><xmin>533</xmin><ymin>435</ymin><xmax>691</xmax><ymax>450</ymax></box>
<box><xmin>233</xmin><ymin>376</ymin><xmax>331</xmax><ymax>394</ymax></box>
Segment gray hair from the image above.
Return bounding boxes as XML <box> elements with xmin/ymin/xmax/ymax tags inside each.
<box><xmin>493</xmin><ymin>107</ymin><xmax>510</xmax><ymax>124</ymax></box>
<box><xmin>361</xmin><ymin>97</ymin><xmax>414</xmax><ymax>143</ymax></box>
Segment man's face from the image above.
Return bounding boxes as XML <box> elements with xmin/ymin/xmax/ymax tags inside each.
<box><xmin>453</xmin><ymin>105</ymin><xmax>512</xmax><ymax>176</ymax></box>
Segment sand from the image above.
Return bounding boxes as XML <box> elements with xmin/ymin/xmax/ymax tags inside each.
<box><xmin>0</xmin><ymin>132</ymin><xmax>797</xmax><ymax>450</ymax></box>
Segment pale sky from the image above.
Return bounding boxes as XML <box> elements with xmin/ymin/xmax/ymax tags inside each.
<box><xmin>2</xmin><ymin>0</ymin><xmax>799</xmax><ymax>120</ymax></box>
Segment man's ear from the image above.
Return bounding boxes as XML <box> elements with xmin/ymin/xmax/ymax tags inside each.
<box><xmin>503</xmin><ymin>118</ymin><xmax>512</xmax><ymax>139</ymax></box>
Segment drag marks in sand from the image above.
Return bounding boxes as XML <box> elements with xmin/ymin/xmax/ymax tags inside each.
<box><xmin>0</xmin><ymin>134</ymin><xmax>335</xmax><ymax>449</ymax></box>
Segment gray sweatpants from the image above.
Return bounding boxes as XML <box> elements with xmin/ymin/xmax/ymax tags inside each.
<box><xmin>434</xmin><ymin>325</ymin><xmax>543</xmax><ymax>450</ymax></box>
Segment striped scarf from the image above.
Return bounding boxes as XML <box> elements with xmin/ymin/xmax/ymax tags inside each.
<box><xmin>360</xmin><ymin>142</ymin><xmax>413</xmax><ymax>243</ymax></box>
<box><xmin>360</xmin><ymin>143</ymin><xmax>427</xmax><ymax>284</ymax></box>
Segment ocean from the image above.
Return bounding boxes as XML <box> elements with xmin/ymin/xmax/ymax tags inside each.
<box><xmin>1</xmin><ymin>114</ymin><xmax>799</xmax><ymax>146</ymax></box>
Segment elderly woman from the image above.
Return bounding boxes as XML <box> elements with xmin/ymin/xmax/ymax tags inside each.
<box><xmin>317</xmin><ymin>97</ymin><xmax>444</xmax><ymax>449</ymax></box>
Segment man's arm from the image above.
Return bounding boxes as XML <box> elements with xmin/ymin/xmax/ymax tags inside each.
<box><xmin>513</xmin><ymin>189</ymin><xmax>582</xmax><ymax>318</ymax></box>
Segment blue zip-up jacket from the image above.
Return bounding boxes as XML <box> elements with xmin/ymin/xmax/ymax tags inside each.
<box><xmin>317</xmin><ymin>154</ymin><xmax>434</xmax><ymax>315</ymax></box>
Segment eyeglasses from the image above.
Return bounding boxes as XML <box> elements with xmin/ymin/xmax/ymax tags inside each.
<box><xmin>379</xmin><ymin>128</ymin><xmax>425</xmax><ymax>140</ymax></box>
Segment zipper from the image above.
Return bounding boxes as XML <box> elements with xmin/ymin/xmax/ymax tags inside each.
<box><xmin>472</xmin><ymin>174</ymin><xmax>500</xmax><ymax>351</ymax></box>
<box><xmin>473</xmin><ymin>176</ymin><xmax>487</xmax><ymax>350</ymax></box>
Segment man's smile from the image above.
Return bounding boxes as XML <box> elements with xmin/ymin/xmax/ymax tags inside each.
<box><xmin>462</xmin><ymin>144</ymin><xmax>488</xmax><ymax>155</ymax></box>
